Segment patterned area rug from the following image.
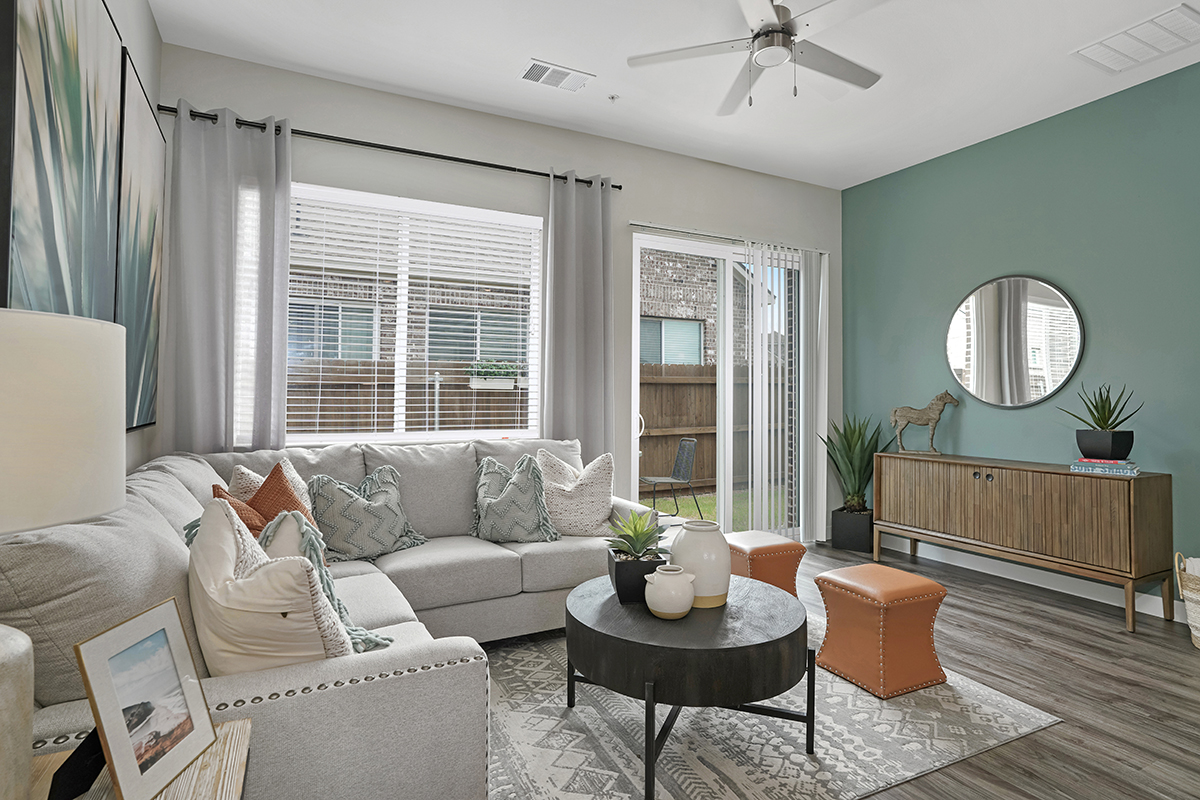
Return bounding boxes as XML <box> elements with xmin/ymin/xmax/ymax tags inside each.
<box><xmin>487</xmin><ymin>620</ymin><xmax>1058</xmax><ymax>800</ymax></box>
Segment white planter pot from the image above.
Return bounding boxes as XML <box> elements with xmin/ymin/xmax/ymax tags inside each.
<box><xmin>644</xmin><ymin>565</ymin><xmax>695</xmax><ymax>620</ymax></box>
<box><xmin>670</xmin><ymin>519</ymin><xmax>731</xmax><ymax>608</ymax></box>
<box><xmin>469</xmin><ymin>377</ymin><xmax>515</xmax><ymax>391</ymax></box>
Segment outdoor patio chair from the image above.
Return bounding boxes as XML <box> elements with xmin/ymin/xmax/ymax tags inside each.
<box><xmin>640</xmin><ymin>437</ymin><xmax>703</xmax><ymax>518</ymax></box>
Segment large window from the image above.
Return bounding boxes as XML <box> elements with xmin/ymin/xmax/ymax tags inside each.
<box><xmin>286</xmin><ymin>183</ymin><xmax>542</xmax><ymax>443</ymax></box>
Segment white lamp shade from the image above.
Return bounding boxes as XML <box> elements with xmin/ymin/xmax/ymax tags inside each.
<box><xmin>0</xmin><ymin>309</ymin><xmax>126</xmax><ymax>534</ymax></box>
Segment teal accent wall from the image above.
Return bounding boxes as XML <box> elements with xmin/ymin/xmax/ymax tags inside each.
<box><xmin>843</xmin><ymin>62</ymin><xmax>1200</xmax><ymax>555</ymax></box>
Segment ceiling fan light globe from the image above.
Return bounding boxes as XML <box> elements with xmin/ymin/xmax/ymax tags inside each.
<box><xmin>752</xmin><ymin>31</ymin><xmax>793</xmax><ymax>68</ymax></box>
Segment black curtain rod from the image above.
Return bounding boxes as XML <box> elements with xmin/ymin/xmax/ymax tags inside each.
<box><xmin>156</xmin><ymin>104</ymin><xmax>621</xmax><ymax>191</ymax></box>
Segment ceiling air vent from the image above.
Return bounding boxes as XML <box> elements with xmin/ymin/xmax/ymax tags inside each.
<box><xmin>1076</xmin><ymin>4</ymin><xmax>1200</xmax><ymax>74</ymax></box>
<box><xmin>520</xmin><ymin>59</ymin><xmax>594</xmax><ymax>92</ymax></box>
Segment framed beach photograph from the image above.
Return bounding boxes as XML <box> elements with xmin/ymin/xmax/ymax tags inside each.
<box><xmin>74</xmin><ymin>598</ymin><xmax>215</xmax><ymax>800</ymax></box>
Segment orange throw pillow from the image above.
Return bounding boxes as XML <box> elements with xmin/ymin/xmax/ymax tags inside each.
<box><xmin>213</xmin><ymin>486</ymin><xmax>267</xmax><ymax>535</ymax></box>
<box><xmin>212</xmin><ymin>463</ymin><xmax>318</xmax><ymax>537</ymax></box>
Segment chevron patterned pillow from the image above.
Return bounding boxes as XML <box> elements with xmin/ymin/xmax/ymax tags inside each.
<box><xmin>473</xmin><ymin>455</ymin><xmax>560</xmax><ymax>544</ymax></box>
<box><xmin>308</xmin><ymin>466</ymin><xmax>427</xmax><ymax>562</ymax></box>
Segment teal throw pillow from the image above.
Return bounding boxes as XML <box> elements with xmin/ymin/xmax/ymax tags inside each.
<box><xmin>308</xmin><ymin>465</ymin><xmax>426</xmax><ymax>562</ymax></box>
<box><xmin>473</xmin><ymin>454</ymin><xmax>560</xmax><ymax>544</ymax></box>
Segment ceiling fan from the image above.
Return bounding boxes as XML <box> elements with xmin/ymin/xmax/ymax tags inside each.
<box><xmin>627</xmin><ymin>0</ymin><xmax>887</xmax><ymax>115</ymax></box>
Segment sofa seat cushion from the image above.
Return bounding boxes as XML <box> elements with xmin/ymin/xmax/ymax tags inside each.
<box><xmin>326</xmin><ymin>560</ymin><xmax>381</xmax><ymax>579</ymax></box>
<box><xmin>363</xmin><ymin>442</ymin><xmax>478</xmax><ymax>538</ymax></box>
<box><xmin>333</xmin><ymin>573</ymin><xmax>419</xmax><ymax>630</ymax></box>
<box><xmin>375</xmin><ymin>537</ymin><xmax>522</xmax><ymax>611</ymax></box>
<box><xmin>0</xmin><ymin>491</ymin><xmax>208</xmax><ymax>705</ymax></box>
<box><xmin>473</xmin><ymin>438</ymin><xmax>583</xmax><ymax>472</ymax></box>
<box><xmin>202</xmin><ymin>444</ymin><xmax>366</xmax><ymax>487</ymax></box>
<box><xmin>500</xmin><ymin>537</ymin><xmax>611</xmax><ymax>593</ymax></box>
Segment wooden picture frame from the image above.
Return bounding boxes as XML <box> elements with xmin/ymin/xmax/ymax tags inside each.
<box><xmin>74</xmin><ymin>598</ymin><xmax>215</xmax><ymax>800</ymax></box>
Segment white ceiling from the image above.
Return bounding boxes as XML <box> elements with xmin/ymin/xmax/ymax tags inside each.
<box><xmin>148</xmin><ymin>0</ymin><xmax>1200</xmax><ymax>190</ymax></box>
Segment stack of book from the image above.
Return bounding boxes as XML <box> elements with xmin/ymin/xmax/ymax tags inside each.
<box><xmin>1069</xmin><ymin>458</ymin><xmax>1140</xmax><ymax>476</ymax></box>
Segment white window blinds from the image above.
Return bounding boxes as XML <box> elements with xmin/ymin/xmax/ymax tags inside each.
<box><xmin>286</xmin><ymin>183</ymin><xmax>543</xmax><ymax>443</ymax></box>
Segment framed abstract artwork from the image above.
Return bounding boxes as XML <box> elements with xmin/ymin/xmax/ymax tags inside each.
<box><xmin>116</xmin><ymin>49</ymin><xmax>164</xmax><ymax>429</ymax></box>
<box><xmin>8</xmin><ymin>0</ymin><xmax>122</xmax><ymax>319</ymax></box>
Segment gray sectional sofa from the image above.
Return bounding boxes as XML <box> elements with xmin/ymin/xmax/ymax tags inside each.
<box><xmin>0</xmin><ymin>438</ymin><xmax>650</xmax><ymax>800</ymax></box>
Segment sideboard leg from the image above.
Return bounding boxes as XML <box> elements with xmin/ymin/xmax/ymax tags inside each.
<box><xmin>872</xmin><ymin>529</ymin><xmax>881</xmax><ymax>562</ymax></box>
<box><xmin>1124</xmin><ymin>582</ymin><xmax>1136</xmax><ymax>633</ymax></box>
<box><xmin>909</xmin><ymin>538</ymin><xmax>919</xmax><ymax>557</ymax></box>
<box><xmin>1162</xmin><ymin>574</ymin><xmax>1175</xmax><ymax>621</ymax></box>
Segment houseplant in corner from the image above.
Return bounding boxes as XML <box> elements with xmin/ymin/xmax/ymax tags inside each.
<box><xmin>468</xmin><ymin>359</ymin><xmax>519</xmax><ymax>390</ymax></box>
<box><xmin>819</xmin><ymin>415</ymin><xmax>894</xmax><ymax>553</ymax></box>
<box><xmin>1058</xmin><ymin>383</ymin><xmax>1143</xmax><ymax>460</ymax></box>
<box><xmin>606</xmin><ymin>511</ymin><xmax>670</xmax><ymax>604</ymax></box>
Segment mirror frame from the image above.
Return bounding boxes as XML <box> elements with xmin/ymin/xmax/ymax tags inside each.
<box><xmin>945</xmin><ymin>274</ymin><xmax>1085</xmax><ymax>410</ymax></box>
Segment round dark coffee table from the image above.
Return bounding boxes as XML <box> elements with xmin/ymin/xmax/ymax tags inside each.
<box><xmin>565</xmin><ymin>575</ymin><xmax>815</xmax><ymax>799</ymax></box>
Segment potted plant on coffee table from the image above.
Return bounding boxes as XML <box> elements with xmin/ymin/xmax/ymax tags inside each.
<box><xmin>819</xmin><ymin>415</ymin><xmax>894</xmax><ymax>553</ymax></box>
<box><xmin>1058</xmin><ymin>383</ymin><xmax>1143</xmax><ymax>460</ymax></box>
<box><xmin>606</xmin><ymin>511</ymin><xmax>670</xmax><ymax>604</ymax></box>
<box><xmin>468</xmin><ymin>359</ymin><xmax>519</xmax><ymax>390</ymax></box>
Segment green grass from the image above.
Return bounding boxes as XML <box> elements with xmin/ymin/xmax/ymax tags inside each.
<box><xmin>641</xmin><ymin>490</ymin><xmax>778</xmax><ymax>529</ymax></box>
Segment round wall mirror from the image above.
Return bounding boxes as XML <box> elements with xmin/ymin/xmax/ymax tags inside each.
<box><xmin>946</xmin><ymin>276</ymin><xmax>1083</xmax><ymax>408</ymax></box>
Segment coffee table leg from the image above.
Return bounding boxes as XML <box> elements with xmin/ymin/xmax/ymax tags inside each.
<box><xmin>645</xmin><ymin>681</ymin><xmax>655</xmax><ymax>800</ymax></box>
<box><xmin>806</xmin><ymin>647</ymin><xmax>816</xmax><ymax>755</ymax></box>
<box><xmin>567</xmin><ymin>657</ymin><xmax>575</xmax><ymax>708</ymax></box>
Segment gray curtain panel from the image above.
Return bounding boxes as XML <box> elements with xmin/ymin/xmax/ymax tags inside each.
<box><xmin>998</xmin><ymin>277</ymin><xmax>1030</xmax><ymax>406</ymax></box>
<box><xmin>161</xmin><ymin>101</ymin><xmax>292</xmax><ymax>453</ymax></box>
<box><xmin>543</xmin><ymin>172</ymin><xmax>614</xmax><ymax>462</ymax></box>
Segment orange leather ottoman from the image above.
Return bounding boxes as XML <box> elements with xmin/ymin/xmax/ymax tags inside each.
<box><xmin>727</xmin><ymin>530</ymin><xmax>807</xmax><ymax>596</ymax></box>
<box><xmin>814</xmin><ymin>563</ymin><xmax>946</xmax><ymax>698</ymax></box>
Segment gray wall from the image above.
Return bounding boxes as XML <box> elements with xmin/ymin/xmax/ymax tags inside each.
<box><xmin>155</xmin><ymin>45</ymin><xmax>844</xmax><ymax>497</ymax></box>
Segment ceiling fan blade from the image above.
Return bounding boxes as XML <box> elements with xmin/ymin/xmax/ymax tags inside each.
<box><xmin>736</xmin><ymin>0</ymin><xmax>781</xmax><ymax>31</ymax></box>
<box><xmin>792</xmin><ymin>41</ymin><xmax>880</xmax><ymax>89</ymax></box>
<box><xmin>627</xmin><ymin>38</ymin><xmax>751</xmax><ymax>68</ymax></box>
<box><xmin>716</xmin><ymin>56</ymin><xmax>765</xmax><ymax>116</ymax></box>
<box><xmin>785</xmin><ymin>0</ymin><xmax>890</xmax><ymax>39</ymax></box>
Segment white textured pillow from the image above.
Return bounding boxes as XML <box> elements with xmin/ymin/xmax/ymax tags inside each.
<box><xmin>187</xmin><ymin>499</ymin><xmax>352</xmax><ymax>677</ymax></box>
<box><xmin>537</xmin><ymin>449</ymin><xmax>614</xmax><ymax>537</ymax></box>
<box><xmin>228</xmin><ymin>457</ymin><xmax>313</xmax><ymax>515</ymax></box>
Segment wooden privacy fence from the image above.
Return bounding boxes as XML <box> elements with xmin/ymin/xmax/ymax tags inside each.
<box><xmin>639</xmin><ymin>364</ymin><xmax>716</xmax><ymax>495</ymax></box>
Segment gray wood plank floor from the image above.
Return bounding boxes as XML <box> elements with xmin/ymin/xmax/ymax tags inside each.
<box><xmin>797</xmin><ymin>543</ymin><xmax>1200</xmax><ymax>800</ymax></box>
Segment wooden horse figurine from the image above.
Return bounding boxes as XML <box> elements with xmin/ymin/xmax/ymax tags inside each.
<box><xmin>891</xmin><ymin>391</ymin><xmax>959</xmax><ymax>454</ymax></box>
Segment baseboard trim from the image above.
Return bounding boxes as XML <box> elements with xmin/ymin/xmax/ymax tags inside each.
<box><xmin>877</xmin><ymin>533</ymin><xmax>1186</xmax><ymax>623</ymax></box>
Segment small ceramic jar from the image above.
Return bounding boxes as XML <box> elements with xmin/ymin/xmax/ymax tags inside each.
<box><xmin>644</xmin><ymin>565</ymin><xmax>695</xmax><ymax>620</ymax></box>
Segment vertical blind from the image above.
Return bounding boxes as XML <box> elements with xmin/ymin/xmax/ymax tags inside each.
<box><xmin>286</xmin><ymin>183</ymin><xmax>543</xmax><ymax>443</ymax></box>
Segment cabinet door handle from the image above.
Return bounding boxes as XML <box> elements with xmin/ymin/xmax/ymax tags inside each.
<box><xmin>986</xmin><ymin>474</ymin><xmax>994</xmax><ymax>482</ymax></box>
<box><xmin>973</xmin><ymin>471</ymin><xmax>981</xmax><ymax>479</ymax></box>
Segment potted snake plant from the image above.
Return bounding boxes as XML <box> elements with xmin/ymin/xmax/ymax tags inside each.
<box><xmin>1058</xmin><ymin>383</ymin><xmax>1143</xmax><ymax>460</ymax></box>
<box><xmin>606</xmin><ymin>511</ymin><xmax>670</xmax><ymax>604</ymax></box>
<box><xmin>819</xmin><ymin>415</ymin><xmax>894</xmax><ymax>552</ymax></box>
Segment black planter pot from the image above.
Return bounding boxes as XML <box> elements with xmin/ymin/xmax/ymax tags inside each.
<box><xmin>1076</xmin><ymin>429</ymin><xmax>1134</xmax><ymax>460</ymax></box>
<box><xmin>831</xmin><ymin>507</ymin><xmax>874</xmax><ymax>553</ymax></box>
<box><xmin>607</xmin><ymin>550</ymin><xmax>666</xmax><ymax>604</ymax></box>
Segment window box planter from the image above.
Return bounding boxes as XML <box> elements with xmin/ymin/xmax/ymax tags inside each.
<box><xmin>469</xmin><ymin>377</ymin><xmax>515</xmax><ymax>391</ymax></box>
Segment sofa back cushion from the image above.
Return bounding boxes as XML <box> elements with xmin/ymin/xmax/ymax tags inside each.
<box><xmin>362</xmin><ymin>442</ymin><xmax>478</xmax><ymax>538</ymax></box>
<box><xmin>138</xmin><ymin>453</ymin><xmax>228</xmax><ymax>506</ymax></box>
<box><xmin>473</xmin><ymin>438</ymin><xmax>583</xmax><ymax>473</ymax></box>
<box><xmin>126</xmin><ymin>467</ymin><xmax>207</xmax><ymax>534</ymax></box>
<box><xmin>202</xmin><ymin>444</ymin><xmax>366</xmax><ymax>487</ymax></box>
<box><xmin>0</xmin><ymin>491</ymin><xmax>208</xmax><ymax>705</ymax></box>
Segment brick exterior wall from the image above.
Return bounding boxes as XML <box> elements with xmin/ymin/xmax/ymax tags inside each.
<box><xmin>639</xmin><ymin>248</ymin><xmax>718</xmax><ymax>366</ymax></box>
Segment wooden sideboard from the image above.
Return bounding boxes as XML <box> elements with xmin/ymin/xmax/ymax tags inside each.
<box><xmin>873</xmin><ymin>451</ymin><xmax>1174</xmax><ymax>632</ymax></box>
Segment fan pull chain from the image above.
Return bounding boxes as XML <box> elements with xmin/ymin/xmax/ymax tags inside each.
<box><xmin>748</xmin><ymin>56</ymin><xmax>753</xmax><ymax>107</ymax></box>
<box><xmin>793</xmin><ymin>42</ymin><xmax>798</xmax><ymax>97</ymax></box>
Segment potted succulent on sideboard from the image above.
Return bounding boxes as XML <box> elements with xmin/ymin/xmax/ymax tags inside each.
<box><xmin>606</xmin><ymin>510</ymin><xmax>670</xmax><ymax>604</ymax></box>
<box><xmin>1058</xmin><ymin>383</ymin><xmax>1144</xmax><ymax>460</ymax></box>
<box><xmin>468</xmin><ymin>359</ymin><xmax>520</xmax><ymax>390</ymax></box>
<box><xmin>819</xmin><ymin>415</ymin><xmax>894</xmax><ymax>553</ymax></box>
